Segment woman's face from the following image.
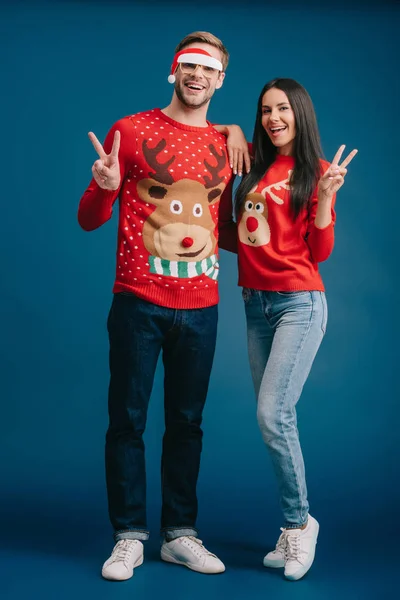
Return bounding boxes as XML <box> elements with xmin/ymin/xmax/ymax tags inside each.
<box><xmin>261</xmin><ymin>87</ymin><xmax>296</xmax><ymax>156</ymax></box>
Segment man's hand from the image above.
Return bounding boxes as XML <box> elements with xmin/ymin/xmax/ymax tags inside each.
<box><xmin>88</xmin><ymin>130</ymin><xmax>121</xmax><ymax>191</ymax></box>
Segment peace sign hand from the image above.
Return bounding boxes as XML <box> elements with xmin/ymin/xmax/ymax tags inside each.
<box><xmin>318</xmin><ymin>145</ymin><xmax>358</xmax><ymax>200</ymax></box>
<box><xmin>88</xmin><ymin>130</ymin><xmax>121</xmax><ymax>191</ymax></box>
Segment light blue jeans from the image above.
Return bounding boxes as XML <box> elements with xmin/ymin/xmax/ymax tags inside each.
<box><xmin>243</xmin><ymin>289</ymin><xmax>327</xmax><ymax>528</ymax></box>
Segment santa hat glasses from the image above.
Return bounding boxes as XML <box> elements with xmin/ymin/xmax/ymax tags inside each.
<box><xmin>168</xmin><ymin>48</ymin><xmax>223</xmax><ymax>84</ymax></box>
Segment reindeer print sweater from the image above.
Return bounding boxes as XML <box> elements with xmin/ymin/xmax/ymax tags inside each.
<box><xmin>78</xmin><ymin>109</ymin><xmax>233</xmax><ymax>309</ymax></box>
<box><xmin>218</xmin><ymin>154</ymin><xmax>336</xmax><ymax>292</ymax></box>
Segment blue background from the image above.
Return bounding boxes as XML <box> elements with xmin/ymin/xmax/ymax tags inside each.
<box><xmin>1</xmin><ymin>0</ymin><xmax>397</xmax><ymax>598</ymax></box>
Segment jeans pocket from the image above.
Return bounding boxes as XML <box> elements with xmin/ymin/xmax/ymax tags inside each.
<box><xmin>242</xmin><ymin>287</ymin><xmax>252</xmax><ymax>304</ymax></box>
<box><xmin>275</xmin><ymin>291</ymin><xmax>309</xmax><ymax>297</ymax></box>
<box><xmin>107</xmin><ymin>303</ymin><xmax>114</xmax><ymax>333</ymax></box>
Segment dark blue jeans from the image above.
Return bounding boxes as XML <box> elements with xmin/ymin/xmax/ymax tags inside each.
<box><xmin>105</xmin><ymin>293</ymin><xmax>218</xmax><ymax>542</ymax></box>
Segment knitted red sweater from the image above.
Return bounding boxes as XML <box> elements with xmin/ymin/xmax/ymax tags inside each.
<box><xmin>78</xmin><ymin>108</ymin><xmax>233</xmax><ymax>309</ymax></box>
<box><xmin>218</xmin><ymin>154</ymin><xmax>336</xmax><ymax>291</ymax></box>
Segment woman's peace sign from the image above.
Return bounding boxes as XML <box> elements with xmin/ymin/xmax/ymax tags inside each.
<box><xmin>318</xmin><ymin>145</ymin><xmax>358</xmax><ymax>199</ymax></box>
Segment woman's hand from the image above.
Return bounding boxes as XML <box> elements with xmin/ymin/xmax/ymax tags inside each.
<box><xmin>318</xmin><ymin>145</ymin><xmax>358</xmax><ymax>201</ymax></box>
<box><xmin>213</xmin><ymin>124</ymin><xmax>251</xmax><ymax>176</ymax></box>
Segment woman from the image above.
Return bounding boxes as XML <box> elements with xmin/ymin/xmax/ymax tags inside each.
<box><xmin>218</xmin><ymin>78</ymin><xmax>357</xmax><ymax>581</ymax></box>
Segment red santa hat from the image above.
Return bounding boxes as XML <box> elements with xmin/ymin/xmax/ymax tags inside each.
<box><xmin>168</xmin><ymin>48</ymin><xmax>223</xmax><ymax>84</ymax></box>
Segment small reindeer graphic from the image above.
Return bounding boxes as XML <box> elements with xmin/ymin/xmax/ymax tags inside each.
<box><xmin>238</xmin><ymin>172</ymin><xmax>292</xmax><ymax>247</ymax></box>
<box><xmin>137</xmin><ymin>139</ymin><xmax>227</xmax><ymax>278</ymax></box>
<box><xmin>239</xmin><ymin>190</ymin><xmax>271</xmax><ymax>247</ymax></box>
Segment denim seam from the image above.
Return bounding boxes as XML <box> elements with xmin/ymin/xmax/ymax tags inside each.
<box><xmin>277</xmin><ymin>291</ymin><xmax>313</xmax><ymax>526</ymax></box>
<box><xmin>320</xmin><ymin>291</ymin><xmax>327</xmax><ymax>334</ymax></box>
<box><xmin>259</xmin><ymin>291</ymin><xmax>270</xmax><ymax>326</ymax></box>
<box><xmin>180</xmin><ymin>307</ymin><xmax>188</xmax><ymax>328</ymax></box>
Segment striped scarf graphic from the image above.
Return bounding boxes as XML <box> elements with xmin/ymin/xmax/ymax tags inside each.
<box><xmin>149</xmin><ymin>254</ymin><xmax>219</xmax><ymax>280</ymax></box>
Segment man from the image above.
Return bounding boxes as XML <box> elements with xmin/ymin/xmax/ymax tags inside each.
<box><xmin>78</xmin><ymin>31</ymin><xmax>234</xmax><ymax>580</ymax></box>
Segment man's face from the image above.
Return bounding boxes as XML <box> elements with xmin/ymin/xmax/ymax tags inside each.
<box><xmin>174</xmin><ymin>42</ymin><xmax>225</xmax><ymax>110</ymax></box>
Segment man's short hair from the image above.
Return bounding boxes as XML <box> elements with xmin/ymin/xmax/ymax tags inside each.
<box><xmin>175</xmin><ymin>31</ymin><xmax>229</xmax><ymax>71</ymax></box>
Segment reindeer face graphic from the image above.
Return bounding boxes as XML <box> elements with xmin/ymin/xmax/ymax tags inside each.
<box><xmin>238</xmin><ymin>172</ymin><xmax>292</xmax><ymax>247</ymax></box>
<box><xmin>239</xmin><ymin>191</ymin><xmax>271</xmax><ymax>247</ymax></box>
<box><xmin>137</xmin><ymin>139</ymin><xmax>226</xmax><ymax>264</ymax></box>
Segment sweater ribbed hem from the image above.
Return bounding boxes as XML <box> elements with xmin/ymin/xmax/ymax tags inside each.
<box><xmin>238</xmin><ymin>277</ymin><xmax>325</xmax><ymax>293</ymax></box>
<box><xmin>113</xmin><ymin>280</ymin><xmax>219</xmax><ymax>309</ymax></box>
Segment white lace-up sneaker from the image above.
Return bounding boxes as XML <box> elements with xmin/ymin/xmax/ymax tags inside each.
<box><xmin>161</xmin><ymin>536</ymin><xmax>225</xmax><ymax>574</ymax></box>
<box><xmin>102</xmin><ymin>539</ymin><xmax>144</xmax><ymax>581</ymax></box>
<box><xmin>284</xmin><ymin>515</ymin><xmax>319</xmax><ymax>581</ymax></box>
<box><xmin>263</xmin><ymin>528</ymin><xmax>287</xmax><ymax>568</ymax></box>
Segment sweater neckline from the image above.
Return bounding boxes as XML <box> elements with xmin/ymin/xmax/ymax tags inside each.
<box><xmin>154</xmin><ymin>108</ymin><xmax>215</xmax><ymax>133</ymax></box>
<box><xmin>274</xmin><ymin>153</ymin><xmax>295</xmax><ymax>166</ymax></box>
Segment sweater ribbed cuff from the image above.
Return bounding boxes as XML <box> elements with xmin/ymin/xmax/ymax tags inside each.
<box><xmin>310</xmin><ymin>221</ymin><xmax>334</xmax><ymax>238</ymax></box>
<box><xmin>113</xmin><ymin>281</ymin><xmax>219</xmax><ymax>310</ymax></box>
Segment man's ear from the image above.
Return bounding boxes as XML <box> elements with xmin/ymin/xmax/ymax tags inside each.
<box><xmin>215</xmin><ymin>71</ymin><xmax>225</xmax><ymax>90</ymax></box>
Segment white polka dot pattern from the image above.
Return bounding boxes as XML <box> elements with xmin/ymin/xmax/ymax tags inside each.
<box><xmin>111</xmin><ymin>109</ymin><xmax>233</xmax><ymax>309</ymax></box>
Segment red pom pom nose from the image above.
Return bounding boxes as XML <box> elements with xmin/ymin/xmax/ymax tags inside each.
<box><xmin>182</xmin><ymin>237</ymin><xmax>194</xmax><ymax>248</ymax></box>
<box><xmin>246</xmin><ymin>216</ymin><xmax>259</xmax><ymax>233</ymax></box>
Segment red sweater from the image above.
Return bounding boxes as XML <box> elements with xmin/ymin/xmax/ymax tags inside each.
<box><xmin>78</xmin><ymin>108</ymin><xmax>233</xmax><ymax>309</ymax></box>
<box><xmin>218</xmin><ymin>154</ymin><xmax>336</xmax><ymax>291</ymax></box>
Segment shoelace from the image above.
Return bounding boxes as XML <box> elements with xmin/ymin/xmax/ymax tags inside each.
<box><xmin>182</xmin><ymin>536</ymin><xmax>217</xmax><ymax>558</ymax></box>
<box><xmin>276</xmin><ymin>528</ymin><xmax>287</xmax><ymax>553</ymax></box>
<box><xmin>110</xmin><ymin>539</ymin><xmax>138</xmax><ymax>564</ymax></box>
<box><xmin>285</xmin><ymin>532</ymin><xmax>302</xmax><ymax>562</ymax></box>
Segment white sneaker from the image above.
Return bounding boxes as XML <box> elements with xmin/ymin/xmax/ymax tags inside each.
<box><xmin>263</xmin><ymin>528</ymin><xmax>286</xmax><ymax>568</ymax></box>
<box><xmin>284</xmin><ymin>515</ymin><xmax>319</xmax><ymax>581</ymax></box>
<box><xmin>161</xmin><ymin>536</ymin><xmax>225</xmax><ymax>574</ymax></box>
<box><xmin>101</xmin><ymin>539</ymin><xmax>144</xmax><ymax>581</ymax></box>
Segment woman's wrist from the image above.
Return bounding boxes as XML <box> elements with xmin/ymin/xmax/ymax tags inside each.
<box><xmin>317</xmin><ymin>191</ymin><xmax>334</xmax><ymax>204</ymax></box>
<box><xmin>213</xmin><ymin>124</ymin><xmax>230</xmax><ymax>135</ymax></box>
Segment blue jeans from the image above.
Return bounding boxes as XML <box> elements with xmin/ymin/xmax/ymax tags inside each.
<box><xmin>105</xmin><ymin>293</ymin><xmax>218</xmax><ymax>542</ymax></box>
<box><xmin>243</xmin><ymin>289</ymin><xmax>327</xmax><ymax>528</ymax></box>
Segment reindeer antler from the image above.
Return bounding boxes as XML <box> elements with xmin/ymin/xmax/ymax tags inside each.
<box><xmin>143</xmin><ymin>139</ymin><xmax>175</xmax><ymax>185</ymax></box>
<box><xmin>260</xmin><ymin>171</ymin><xmax>292</xmax><ymax>205</ymax></box>
<box><xmin>204</xmin><ymin>144</ymin><xmax>226</xmax><ymax>189</ymax></box>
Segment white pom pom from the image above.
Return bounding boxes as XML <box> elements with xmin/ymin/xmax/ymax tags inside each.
<box><xmin>168</xmin><ymin>74</ymin><xmax>176</xmax><ymax>84</ymax></box>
